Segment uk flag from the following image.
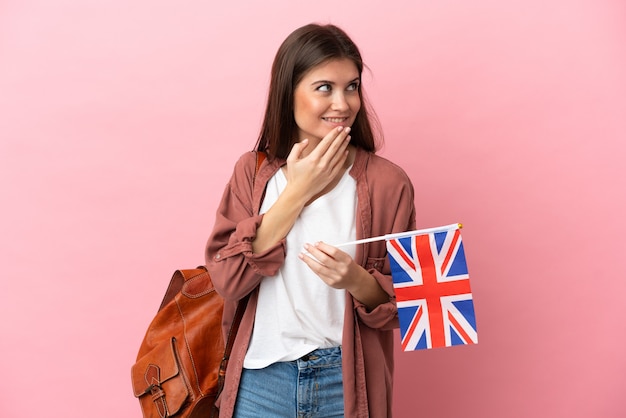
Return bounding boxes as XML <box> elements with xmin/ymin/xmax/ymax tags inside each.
<box><xmin>386</xmin><ymin>228</ymin><xmax>478</xmax><ymax>351</ymax></box>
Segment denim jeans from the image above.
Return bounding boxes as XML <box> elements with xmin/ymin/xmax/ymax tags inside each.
<box><xmin>233</xmin><ymin>346</ymin><xmax>344</xmax><ymax>418</ymax></box>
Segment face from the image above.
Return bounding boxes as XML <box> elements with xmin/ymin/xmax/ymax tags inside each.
<box><xmin>293</xmin><ymin>58</ymin><xmax>361</xmax><ymax>143</ymax></box>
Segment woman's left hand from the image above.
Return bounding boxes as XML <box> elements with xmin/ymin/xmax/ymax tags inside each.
<box><xmin>299</xmin><ymin>242</ymin><xmax>359</xmax><ymax>290</ymax></box>
<box><xmin>299</xmin><ymin>242</ymin><xmax>390</xmax><ymax>310</ymax></box>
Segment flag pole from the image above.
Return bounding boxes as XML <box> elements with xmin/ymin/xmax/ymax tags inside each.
<box><xmin>334</xmin><ymin>223</ymin><xmax>462</xmax><ymax>248</ymax></box>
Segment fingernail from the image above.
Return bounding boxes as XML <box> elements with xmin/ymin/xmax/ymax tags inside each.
<box><xmin>345</xmin><ymin>127</ymin><xmax>351</xmax><ymax>134</ymax></box>
<box><xmin>337</xmin><ymin>126</ymin><xmax>344</xmax><ymax>132</ymax></box>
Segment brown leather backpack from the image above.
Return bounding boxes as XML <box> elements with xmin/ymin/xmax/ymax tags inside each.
<box><xmin>131</xmin><ymin>267</ymin><xmax>244</xmax><ymax>417</ymax></box>
<box><xmin>131</xmin><ymin>152</ymin><xmax>264</xmax><ymax>417</ymax></box>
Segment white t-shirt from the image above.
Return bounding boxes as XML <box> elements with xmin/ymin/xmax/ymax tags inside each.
<box><xmin>243</xmin><ymin>167</ymin><xmax>357</xmax><ymax>369</ymax></box>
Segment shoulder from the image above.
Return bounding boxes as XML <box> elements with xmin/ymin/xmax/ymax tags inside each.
<box><xmin>356</xmin><ymin>150</ymin><xmax>413</xmax><ymax>188</ymax></box>
<box><xmin>229</xmin><ymin>151</ymin><xmax>268</xmax><ymax>183</ymax></box>
<box><xmin>224</xmin><ymin>152</ymin><xmax>259</xmax><ymax>200</ymax></box>
<box><xmin>355</xmin><ymin>151</ymin><xmax>415</xmax><ymax>212</ymax></box>
<box><xmin>231</xmin><ymin>151</ymin><xmax>276</xmax><ymax>176</ymax></box>
<box><xmin>365</xmin><ymin>153</ymin><xmax>411</xmax><ymax>180</ymax></box>
<box><xmin>231</xmin><ymin>151</ymin><xmax>258</xmax><ymax>175</ymax></box>
<box><xmin>229</xmin><ymin>151</ymin><xmax>282</xmax><ymax>202</ymax></box>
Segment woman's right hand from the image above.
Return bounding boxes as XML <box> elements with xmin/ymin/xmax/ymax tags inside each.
<box><xmin>251</xmin><ymin>126</ymin><xmax>351</xmax><ymax>254</ymax></box>
<box><xmin>283</xmin><ymin>126</ymin><xmax>351</xmax><ymax>203</ymax></box>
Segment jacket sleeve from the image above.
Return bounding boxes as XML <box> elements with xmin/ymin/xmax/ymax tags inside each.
<box><xmin>352</xmin><ymin>161</ymin><xmax>416</xmax><ymax>330</ymax></box>
<box><xmin>205</xmin><ymin>153</ymin><xmax>286</xmax><ymax>302</ymax></box>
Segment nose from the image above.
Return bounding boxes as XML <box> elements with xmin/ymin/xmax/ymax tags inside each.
<box><xmin>331</xmin><ymin>92</ymin><xmax>349</xmax><ymax>111</ymax></box>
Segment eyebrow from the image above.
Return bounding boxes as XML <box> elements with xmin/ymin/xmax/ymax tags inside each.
<box><xmin>311</xmin><ymin>77</ymin><xmax>360</xmax><ymax>86</ymax></box>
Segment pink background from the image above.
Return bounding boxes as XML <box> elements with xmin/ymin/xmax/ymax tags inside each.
<box><xmin>1</xmin><ymin>1</ymin><xmax>625</xmax><ymax>417</ymax></box>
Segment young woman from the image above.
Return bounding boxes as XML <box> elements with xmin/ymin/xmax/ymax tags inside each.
<box><xmin>206</xmin><ymin>23</ymin><xmax>416</xmax><ymax>417</ymax></box>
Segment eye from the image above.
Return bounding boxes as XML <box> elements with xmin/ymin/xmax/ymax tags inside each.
<box><xmin>347</xmin><ymin>82</ymin><xmax>359</xmax><ymax>91</ymax></box>
<box><xmin>316</xmin><ymin>84</ymin><xmax>331</xmax><ymax>92</ymax></box>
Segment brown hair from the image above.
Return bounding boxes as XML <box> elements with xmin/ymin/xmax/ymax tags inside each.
<box><xmin>255</xmin><ymin>23</ymin><xmax>381</xmax><ymax>159</ymax></box>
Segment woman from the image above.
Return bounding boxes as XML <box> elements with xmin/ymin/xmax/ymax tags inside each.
<box><xmin>206</xmin><ymin>23</ymin><xmax>416</xmax><ymax>417</ymax></box>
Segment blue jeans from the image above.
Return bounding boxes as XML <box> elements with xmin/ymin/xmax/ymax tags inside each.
<box><xmin>233</xmin><ymin>347</ymin><xmax>344</xmax><ymax>418</ymax></box>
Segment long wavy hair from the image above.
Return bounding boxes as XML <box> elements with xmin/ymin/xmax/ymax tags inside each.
<box><xmin>255</xmin><ymin>24</ymin><xmax>381</xmax><ymax>159</ymax></box>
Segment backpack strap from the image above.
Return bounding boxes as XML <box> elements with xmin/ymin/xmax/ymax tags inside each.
<box><xmin>255</xmin><ymin>150</ymin><xmax>266</xmax><ymax>174</ymax></box>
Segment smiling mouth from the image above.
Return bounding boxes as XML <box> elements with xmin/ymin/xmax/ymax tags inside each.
<box><xmin>322</xmin><ymin>117</ymin><xmax>349</xmax><ymax>123</ymax></box>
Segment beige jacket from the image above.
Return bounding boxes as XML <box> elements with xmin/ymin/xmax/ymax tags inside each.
<box><xmin>206</xmin><ymin>148</ymin><xmax>416</xmax><ymax>417</ymax></box>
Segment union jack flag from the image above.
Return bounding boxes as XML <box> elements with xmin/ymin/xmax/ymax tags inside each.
<box><xmin>386</xmin><ymin>228</ymin><xmax>477</xmax><ymax>351</ymax></box>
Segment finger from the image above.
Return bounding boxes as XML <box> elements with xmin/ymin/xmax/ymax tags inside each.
<box><xmin>309</xmin><ymin>126</ymin><xmax>346</xmax><ymax>160</ymax></box>
<box><xmin>313</xmin><ymin>243</ymin><xmax>351</xmax><ymax>267</ymax></box>
<box><xmin>305</xmin><ymin>242</ymin><xmax>348</xmax><ymax>267</ymax></box>
<box><xmin>287</xmin><ymin>138</ymin><xmax>309</xmax><ymax>162</ymax></box>
<box><xmin>310</xmin><ymin>134</ymin><xmax>349</xmax><ymax>178</ymax></box>
<box><xmin>298</xmin><ymin>249</ymin><xmax>326</xmax><ymax>269</ymax></box>
<box><xmin>310</xmin><ymin>241</ymin><xmax>337</xmax><ymax>256</ymax></box>
<box><xmin>321</xmin><ymin>127</ymin><xmax>351</xmax><ymax>163</ymax></box>
<box><xmin>326</xmin><ymin>136</ymin><xmax>350</xmax><ymax>171</ymax></box>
